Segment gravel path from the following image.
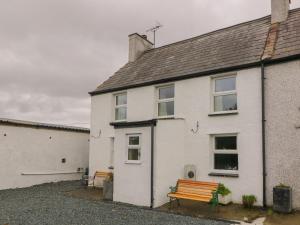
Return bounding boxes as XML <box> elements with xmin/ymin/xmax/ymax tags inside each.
<box><xmin>0</xmin><ymin>181</ymin><xmax>233</xmax><ymax>225</ymax></box>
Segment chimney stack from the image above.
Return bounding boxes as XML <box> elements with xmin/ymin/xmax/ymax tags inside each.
<box><xmin>128</xmin><ymin>33</ymin><xmax>153</xmax><ymax>62</ymax></box>
<box><xmin>271</xmin><ymin>0</ymin><xmax>290</xmax><ymax>23</ymax></box>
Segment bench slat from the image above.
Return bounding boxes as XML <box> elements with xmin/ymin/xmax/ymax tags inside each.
<box><xmin>174</xmin><ymin>192</ymin><xmax>212</xmax><ymax>198</ymax></box>
<box><xmin>177</xmin><ymin>188</ymin><xmax>214</xmax><ymax>196</ymax></box>
<box><xmin>177</xmin><ymin>186</ymin><xmax>214</xmax><ymax>191</ymax></box>
<box><xmin>168</xmin><ymin>192</ymin><xmax>212</xmax><ymax>199</ymax></box>
<box><xmin>168</xmin><ymin>193</ymin><xmax>212</xmax><ymax>202</ymax></box>
<box><xmin>176</xmin><ymin>180</ymin><xmax>218</xmax><ymax>187</ymax></box>
<box><xmin>95</xmin><ymin>171</ymin><xmax>112</xmax><ymax>177</ymax></box>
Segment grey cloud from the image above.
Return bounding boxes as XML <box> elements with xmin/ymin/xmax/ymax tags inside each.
<box><xmin>1</xmin><ymin>0</ymin><xmax>300</xmax><ymax>127</ymax></box>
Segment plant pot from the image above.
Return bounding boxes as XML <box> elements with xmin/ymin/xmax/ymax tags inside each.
<box><xmin>103</xmin><ymin>180</ymin><xmax>113</xmax><ymax>201</ymax></box>
<box><xmin>273</xmin><ymin>186</ymin><xmax>292</xmax><ymax>213</ymax></box>
<box><xmin>218</xmin><ymin>193</ymin><xmax>232</xmax><ymax>205</ymax></box>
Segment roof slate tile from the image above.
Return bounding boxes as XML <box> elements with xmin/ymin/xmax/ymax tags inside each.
<box><xmin>91</xmin><ymin>8</ymin><xmax>300</xmax><ymax>94</ymax></box>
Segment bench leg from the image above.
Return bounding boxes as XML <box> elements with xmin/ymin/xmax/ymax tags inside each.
<box><xmin>169</xmin><ymin>197</ymin><xmax>177</xmax><ymax>209</ymax></box>
<box><xmin>177</xmin><ymin>199</ymin><xmax>180</xmax><ymax>207</ymax></box>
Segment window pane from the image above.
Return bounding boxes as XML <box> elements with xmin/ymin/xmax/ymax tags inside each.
<box><xmin>214</xmin><ymin>94</ymin><xmax>237</xmax><ymax>111</ymax></box>
<box><xmin>128</xmin><ymin>148</ymin><xmax>139</xmax><ymax>160</ymax></box>
<box><xmin>116</xmin><ymin>94</ymin><xmax>127</xmax><ymax>105</ymax></box>
<box><xmin>214</xmin><ymin>154</ymin><xmax>238</xmax><ymax>170</ymax></box>
<box><xmin>159</xmin><ymin>86</ymin><xmax>174</xmax><ymax>99</ymax></box>
<box><xmin>129</xmin><ymin>136</ymin><xmax>139</xmax><ymax>145</ymax></box>
<box><xmin>215</xmin><ymin>136</ymin><xmax>237</xmax><ymax>150</ymax></box>
<box><xmin>215</xmin><ymin>77</ymin><xmax>236</xmax><ymax>92</ymax></box>
<box><xmin>158</xmin><ymin>101</ymin><xmax>174</xmax><ymax>117</ymax></box>
<box><xmin>115</xmin><ymin>107</ymin><xmax>127</xmax><ymax>120</ymax></box>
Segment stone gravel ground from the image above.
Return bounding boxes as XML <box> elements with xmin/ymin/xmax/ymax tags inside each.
<box><xmin>0</xmin><ymin>181</ymin><xmax>234</xmax><ymax>225</ymax></box>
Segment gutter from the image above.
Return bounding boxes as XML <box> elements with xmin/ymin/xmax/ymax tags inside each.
<box><xmin>261</xmin><ymin>61</ymin><xmax>267</xmax><ymax>208</ymax></box>
<box><xmin>0</xmin><ymin>118</ymin><xmax>90</xmax><ymax>134</ymax></box>
<box><xmin>150</xmin><ymin>123</ymin><xmax>155</xmax><ymax>208</ymax></box>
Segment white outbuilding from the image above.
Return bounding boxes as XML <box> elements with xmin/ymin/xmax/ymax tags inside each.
<box><xmin>0</xmin><ymin>118</ymin><xmax>89</xmax><ymax>190</ymax></box>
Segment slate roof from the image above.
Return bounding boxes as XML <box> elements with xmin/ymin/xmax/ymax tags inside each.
<box><xmin>0</xmin><ymin>118</ymin><xmax>90</xmax><ymax>133</ymax></box>
<box><xmin>91</xmin><ymin>8</ymin><xmax>300</xmax><ymax>95</ymax></box>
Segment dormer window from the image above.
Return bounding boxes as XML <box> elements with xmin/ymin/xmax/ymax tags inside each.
<box><xmin>115</xmin><ymin>93</ymin><xmax>127</xmax><ymax>121</ymax></box>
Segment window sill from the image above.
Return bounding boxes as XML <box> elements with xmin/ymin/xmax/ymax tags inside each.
<box><xmin>208</xmin><ymin>172</ymin><xmax>239</xmax><ymax>178</ymax></box>
<box><xmin>125</xmin><ymin>161</ymin><xmax>141</xmax><ymax>165</ymax></box>
<box><xmin>157</xmin><ymin>116</ymin><xmax>175</xmax><ymax>120</ymax></box>
<box><xmin>113</xmin><ymin>120</ymin><xmax>127</xmax><ymax>123</ymax></box>
<box><xmin>208</xmin><ymin>111</ymin><xmax>238</xmax><ymax>117</ymax></box>
<box><xmin>156</xmin><ymin>116</ymin><xmax>185</xmax><ymax>121</ymax></box>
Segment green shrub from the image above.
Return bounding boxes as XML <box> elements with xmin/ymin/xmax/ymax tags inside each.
<box><xmin>217</xmin><ymin>183</ymin><xmax>231</xmax><ymax>197</ymax></box>
<box><xmin>267</xmin><ymin>208</ymin><xmax>273</xmax><ymax>216</ymax></box>
<box><xmin>242</xmin><ymin>195</ymin><xmax>257</xmax><ymax>208</ymax></box>
<box><xmin>169</xmin><ymin>186</ymin><xmax>177</xmax><ymax>193</ymax></box>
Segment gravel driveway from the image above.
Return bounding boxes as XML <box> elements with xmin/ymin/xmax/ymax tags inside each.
<box><xmin>0</xmin><ymin>181</ymin><xmax>233</xmax><ymax>225</ymax></box>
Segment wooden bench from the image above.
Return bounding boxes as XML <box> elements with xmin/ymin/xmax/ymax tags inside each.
<box><xmin>92</xmin><ymin>171</ymin><xmax>113</xmax><ymax>188</ymax></box>
<box><xmin>167</xmin><ymin>179</ymin><xmax>219</xmax><ymax>207</ymax></box>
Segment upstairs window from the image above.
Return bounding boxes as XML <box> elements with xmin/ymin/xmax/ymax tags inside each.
<box><xmin>212</xmin><ymin>76</ymin><xmax>237</xmax><ymax>112</ymax></box>
<box><xmin>212</xmin><ymin>135</ymin><xmax>238</xmax><ymax>171</ymax></box>
<box><xmin>115</xmin><ymin>93</ymin><xmax>127</xmax><ymax>121</ymax></box>
<box><xmin>157</xmin><ymin>85</ymin><xmax>174</xmax><ymax>117</ymax></box>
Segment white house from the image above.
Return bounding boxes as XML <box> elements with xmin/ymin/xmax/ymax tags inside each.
<box><xmin>89</xmin><ymin>0</ymin><xmax>300</xmax><ymax>208</ymax></box>
<box><xmin>0</xmin><ymin>118</ymin><xmax>89</xmax><ymax>190</ymax></box>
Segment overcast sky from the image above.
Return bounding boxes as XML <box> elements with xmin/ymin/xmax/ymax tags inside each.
<box><xmin>1</xmin><ymin>0</ymin><xmax>300</xmax><ymax>127</ymax></box>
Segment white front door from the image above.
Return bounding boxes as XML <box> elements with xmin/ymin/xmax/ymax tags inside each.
<box><xmin>113</xmin><ymin>127</ymin><xmax>151</xmax><ymax>207</ymax></box>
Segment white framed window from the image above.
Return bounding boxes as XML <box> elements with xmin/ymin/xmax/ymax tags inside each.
<box><xmin>114</xmin><ymin>93</ymin><xmax>127</xmax><ymax>121</ymax></box>
<box><xmin>157</xmin><ymin>85</ymin><xmax>175</xmax><ymax>117</ymax></box>
<box><xmin>212</xmin><ymin>75</ymin><xmax>237</xmax><ymax>113</ymax></box>
<box><xmin>126</xmin><ymin>134</ymin><xmax>141</xmax><ymax>163</ymax></box>
<box><xmin>212</xmin><ymin>134</ymin><xmax>238</xmax><ymax>172</ymax></box>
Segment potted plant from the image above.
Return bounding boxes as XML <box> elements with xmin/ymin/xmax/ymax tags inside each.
<box><xmin>217</xmin><ymin>183</ymin><xmax>232</xmax><ymax>205</ymax></box>
<box><xmin>273</xmin><ymin>183</ymin><xmax>292</xmax><ymax>213</ymax></box>
<box><xmin>242</xmin><ymin>195</ymin><xmax>257</xmax><ymax>208</ymax></box>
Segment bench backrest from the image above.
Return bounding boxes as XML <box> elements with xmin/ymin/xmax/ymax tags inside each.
<box><xmin>176</xmin><ymin>179</ymin><xmax>218</xmax><ymax>196</ymax></box>
<box><xmin>94</xmin><ymin>171</ymin><xmax>112</xmax><ymax>178</ymax></box>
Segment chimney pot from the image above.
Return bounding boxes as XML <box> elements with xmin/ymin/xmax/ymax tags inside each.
<box><xmin>128</xmin><ymin>33</ymin><xmax>153</xmax><ymax>62</ymax></box>
<box><xmin>271</xmin><ymin>0</ymin><xmax>290</xmax><ymax>23</ymax></box>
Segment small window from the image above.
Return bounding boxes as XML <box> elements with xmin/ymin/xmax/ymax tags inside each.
<box><xmin>127</xmin><ymin>135</ymin><xmax>141</xmax><ymax>162</ymax></box>
<box><xmin>212</xmin><ymin>76</ymin><xmax>237</xmax><ymax>112</ymax></box>
<box><xmin>212</xmin><ymin>135</ymin><xmax>238</xmax><ymax>171</ymax></box>
<box><xmin>115</xmin><ymin>93</ymin><xmax>127</xmax><ymax>121</ymax></box>
<box><xmin>157</xmin><ymin>85</ymin><xmax>174</xmax><ymax>117</ymax></box>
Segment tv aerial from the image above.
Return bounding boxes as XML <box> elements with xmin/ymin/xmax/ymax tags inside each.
<box><xmin>146</xmin><ymin>22</ymin><xmax>163</xmax><ymax>47</ymax></box>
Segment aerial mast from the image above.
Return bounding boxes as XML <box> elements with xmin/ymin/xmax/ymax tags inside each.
<box><xmin>146</xmin><ymin>22</ymin><xmax>163</xmax><ymax>47</ymax></box>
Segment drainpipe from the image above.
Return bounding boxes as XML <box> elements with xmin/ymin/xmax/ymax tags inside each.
<box><xmin>150</xmin><ymin>123</ymin><xmax>155</xmax><ymax>208</ymax></box>
<box><xmin>261</xmin><ymin>61</ymin><xmax>267</xmax><ymax>208</ymax></box>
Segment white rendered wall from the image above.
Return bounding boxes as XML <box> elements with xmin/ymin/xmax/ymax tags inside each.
<box><xmin>0</xmin><ymin>125</ymin><xmax>89</xmax><ymax>190</ymax></box>
<box><xmin>175</xmin><ymin>68</ymin><xmax>263</xmax><ymax>205</ymax></box>
<box><xmin>113</xmin><ymin>127</ymin><xmax>151</xmax><ymax>207</ymax></box>
<box><xmin>265</xmin><ymin>60</ymin><xmax>300</xmax><ymax>209</ymax></box>
<box><xmin>153</xmin><ymin>119</ymin><xmax>185</xmax><ymax>207</ymax></box>
<box><xmin>90</xmin><ymin>66</ymin><xmax>263</xmax><ymax>207</ymax></box>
